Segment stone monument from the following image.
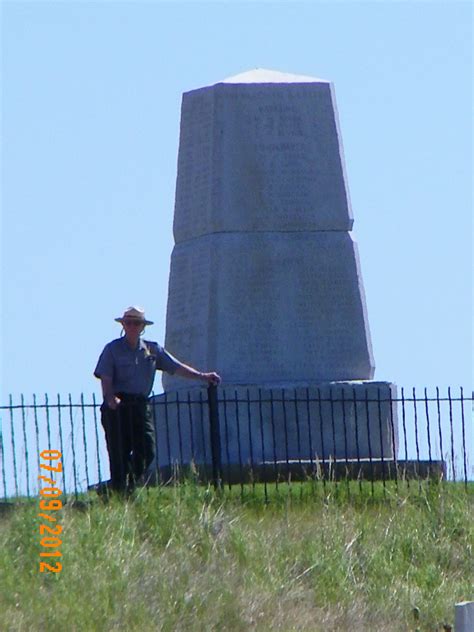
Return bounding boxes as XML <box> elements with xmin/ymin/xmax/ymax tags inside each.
<box><xmin>152</xmin><ymin>69</ymin><xmax>397</xmax><ymax>480</ymax></box>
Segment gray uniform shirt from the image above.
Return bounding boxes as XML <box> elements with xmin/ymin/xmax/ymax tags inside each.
<box><xmin>94</xmin><ymin>338</ymin><xmax>180</xmax><ymax>397</ymax></box>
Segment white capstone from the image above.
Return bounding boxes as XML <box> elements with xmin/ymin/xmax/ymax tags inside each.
<box><xmin>222</xmin><ymin>68</ymin><xmax>329</xmax><ymax>84</ymax></box>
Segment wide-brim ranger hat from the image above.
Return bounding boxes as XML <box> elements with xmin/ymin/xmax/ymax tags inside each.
<box><xmin>114</xmin><ymin>306</ymin><xmax>154</xmax><ymax>326</ymax></box>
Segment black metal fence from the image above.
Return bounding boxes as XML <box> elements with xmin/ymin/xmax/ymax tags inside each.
<box><xmin>0</xmin><ymin>386</ymin><xmax>472</xmax><ymax>501</ymax></box>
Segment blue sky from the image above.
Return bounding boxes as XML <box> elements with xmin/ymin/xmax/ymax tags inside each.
<box><xmin>1</xmin><ymin>0</ymin><xmax>472</xmax><ymax>402</ymax></box>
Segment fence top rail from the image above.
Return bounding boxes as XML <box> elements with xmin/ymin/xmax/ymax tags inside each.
<box><xmin>1</xmin><ymin>390</ymin><xmax>472</xmax><ymax>410</ymax></box>
<box><xmin>1</xmin><ymin>403</ymin><xmax>99</xmax><ymax>411</ymax></box>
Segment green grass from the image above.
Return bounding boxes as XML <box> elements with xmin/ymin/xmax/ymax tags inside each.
<box><xmin>0</xmin><ymin>481</ymin><xmax>472</xmax><ymax>631</ymax></box>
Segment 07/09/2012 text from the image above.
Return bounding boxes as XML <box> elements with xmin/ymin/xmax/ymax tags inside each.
<box><xmin>38</xmin><ymin>450</ymin><xmax>63</xmax><ymax>573</ymax></box>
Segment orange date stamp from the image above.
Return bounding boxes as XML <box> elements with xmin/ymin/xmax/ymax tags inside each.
<box><xmin>38</xmin><ymin>450</ymin><xmax>63</xmax><ymax>573</ymax></box>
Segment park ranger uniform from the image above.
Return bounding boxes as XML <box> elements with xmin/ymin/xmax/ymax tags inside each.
<box><xmin>94</xmin><ymin>337</ymin><xmax>180</xmax><ymax>492</ymax></box>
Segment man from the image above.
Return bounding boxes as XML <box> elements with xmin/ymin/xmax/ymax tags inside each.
<box><xmin>94</xmin><ymin>306</ymin><xmax>221</xmax><ymax>493</ymax></box>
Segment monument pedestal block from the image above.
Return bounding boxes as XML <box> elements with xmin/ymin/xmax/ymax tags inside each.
<box><xmin>163</xmin><ymin>232</ymin><xmax>374</xmax><ymax>392</ymax></box>
<box><xmin>150</xmin><ymin>381</ymin><xmax>398</xmax><ymax>479</ymax></box>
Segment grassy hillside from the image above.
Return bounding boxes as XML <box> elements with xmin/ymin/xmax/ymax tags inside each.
<box><xmin>0</xmin><ymin>482</ymin><xmax>472</xmax><ymax>631</ymax></box>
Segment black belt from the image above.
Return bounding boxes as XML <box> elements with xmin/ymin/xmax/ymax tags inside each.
<box><xmin>116</xmin><ymin>393</ymin><xmax>148</xmax><ymax>403</ymax></box>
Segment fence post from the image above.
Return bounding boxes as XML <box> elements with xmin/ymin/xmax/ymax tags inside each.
<box><xmin>208</xmin><ymin>385</ymin><xmax>222</xmax><ymax>491</ymax></box>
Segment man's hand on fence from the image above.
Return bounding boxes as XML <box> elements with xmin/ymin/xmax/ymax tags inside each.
<box><xmin>202</xmin><ymin>372</ymin><xmax>221</xmax><ymax>387</ymax></box>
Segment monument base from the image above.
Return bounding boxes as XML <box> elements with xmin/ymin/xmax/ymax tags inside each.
<box><xmin>150</xmin><ymin>381</ymin><xmax>398</xmax><ymax>477</ymax></box>
<box><xmin>149</xmin><ymin>460</ymin><xmax>445</xmax><ymax>487</ymax></box>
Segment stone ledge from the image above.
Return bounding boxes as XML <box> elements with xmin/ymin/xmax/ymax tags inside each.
<box><xmin>151</xmin><ymin>381</ymin><xmax>398</xmax><ymax>470</ymax></box>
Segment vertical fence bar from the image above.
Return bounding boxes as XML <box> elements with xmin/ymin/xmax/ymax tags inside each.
<box><xmin>33</xmin><ymin>394</ymin><xmax>41</xmax><ymax>486</ymax></box>
<box><xmin>377</xmin><ymin>388</ymin><xmax>386</xmax><ymax>498</ymax></box>
<box><xmin>164</xmin><ymin>392</ymin><xmax>172</xmax><ymax>480</ymax></box>
<box><xmin>187</xmin><ymin>392</ymin><xmax>196</xmax><ymax>475</ymax></box>
<box><xmin>151</xmin><ymin>395</ymin><xmax>160</xmax><ymax>485</ymax></box>
<box><xmin>45</xmin><ymin>394</ymin><xmax>52</xmax><ymax>454</ymax></box>
<box><xmin>412</xmin><ymin>388</ymin><xmax>422</xmax><ymax>493</ymax></box>
<box><xmin>80</xmin><ymin>393</ymin><xmax>90</xmax><ymax>490</ymax></box>
<box><xmin>317</xmin><ymin>388</ymin><xmax>327</xmax><ymax>494</ymax></box>
<box><xmin>388</xmin><ymin>387</ymin><xmax>398</xmax><ymax>493</ymax></box>
<box><xmin>341</xmin><ymin>388</ymin><xmax>350</xmax><ymax>497</ymax></box>
<box><xmin>92</xmin><ymin>393</ymin><xmax>102</xmax><ymax>486</ymax></box>
<box><xmin>401</xmin><ymin>388</ymin><xmax>409</xmax><ymax>489</ymax></box>
<box><xmin>57</xmin><ymin>395</ymin><xmax>67</xmax><ymax>495</ymax></box>
<box><xmin>448</xmin><ymin>387</ymin><xmax>456</xmax><ymax>482</ymax></box>
<box><xmin>198</xmin><ymin>390</ymin><xmax>209</xmax><ymax>480</ymax></box>
<box><xmin>423</xmin><ymin>388</ymin><xmax>433</xmax><ymax>479</ymax></box>
<box><xmin>20</xmin><ymin>395</ymin><xmax>30</xmax><ymax>498</ymax></box>
<box><xmin>459</xmin><ymin>387</ymin><xmax>468</xmax><ymax>490</ymax></box>
<box><xmin>365</xmin><ymin>388</ymin><xmax>374</xmax><ymax>496</ymax></box>
<box><xmin>258</xmin><ymin>389</ymin><xmax>268</xmax><ymax>503</ymax></box>
<box><xmin>0</xmin><ymin>426</ymin><xmax>7</xmax><ymax>500</ymax></box>
<box><xmin>9</xmin><ymin>395</ymin><xmax>19</xmax><ymax>498</ymax></box>
<box><xmin>176</xmin><ymin>392</ymin><xmax>184</xmax><ymax>469</ymax></box>
<box><xmin>293</xmin><ymin>388</ymin><xmax>303</xmax><ymax>497</ymax></box>
<box><xmin>222</xmin><ymin>390</ymin><xmax>232</xmax><ymax>491</ymax></box>
<box><xmin>208</xmin><ymin>385</ymin><xmax>222</xmax><ymax>491</ymax></box>
<box><xmin>45</xmin><ymin>397</ymin><xmax>54</xmax><ymax>497</ymax></box>
<box><xmin>436</xmin><ymin>388</ymin><xmax>444</xmax><ymax>481</ymax></box>
<box><xmin>282</xmin><ymin>389</ymin><xmax>291</xmax><ymax>491</ymax></box>
<box><xmin>234</xmin><ymin>390</ymin><xmax>244</xmax><ymax>498</ymax></box>
<box><xmin>305</xmin><ymin>388</ymin><xmax>314</xmax><ymax>484</ymax></box>
<box><xmin>270</xmin><ymin>389</ymin><xmax>279</xmax><ymax>492</ymax></box>
<box><xmin>353</xmin><ymin>388</ymin><xmax>362</xmax><ymax>494</ymax></box>
<box><xmin>329</xmin><ymin>388</ymin><xmax>338</xmax><ymax>490</ymax></box>
<box><xmin>68</xmin><ymin>394</ymin><xmax>79</xmax><ymax>497</ymax></box>
<box><xmin>246</xmin><ymin>389</ymin><xmax>255</xmax><ymax>492</ymax></box>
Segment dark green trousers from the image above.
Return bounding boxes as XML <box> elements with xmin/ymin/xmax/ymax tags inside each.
<box><xmin>101</xmin><ymin>395</ymin><xmax>156</xmax><ymax>492</ymax></box>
